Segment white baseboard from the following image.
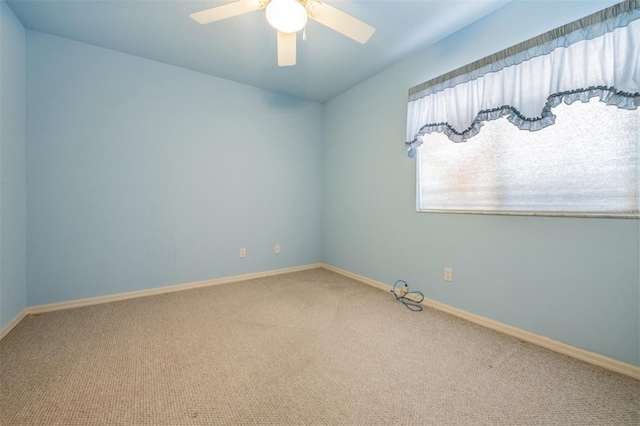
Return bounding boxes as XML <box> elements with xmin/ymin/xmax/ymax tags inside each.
<box><xmin>4</xmin><ymin>262</ymin><xmax>638</xmax><ymax>380</ymax></box>
<box><xmin>0</xmin><ymin>263</ymin><xmax>322</xmax><ymax>339</ymax></box>
<box><xmin>321</xmin><ymin>263</ymin><xmax>640</xmax><ymax>381</ymax></box>
<box><xmin>0</xmin><ymin>308</ymin><xmax>29</xmax><ymax>340</ymax></box>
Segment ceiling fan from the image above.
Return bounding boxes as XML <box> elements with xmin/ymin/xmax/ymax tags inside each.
<box><xmin>190</xmin><ymin>0</ymin><xmax>376</xmax><ymax>67</ymax></box>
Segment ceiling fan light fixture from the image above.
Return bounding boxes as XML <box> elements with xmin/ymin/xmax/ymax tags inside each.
<box><xmin>266</xmin><ymin>0</ymin><xmax>308</xmax><ymax>34</ymax></box>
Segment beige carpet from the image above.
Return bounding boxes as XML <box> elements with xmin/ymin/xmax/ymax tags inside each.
<box><xmin>1</xmin><ymin>268</ymin><xmax>638</xmax><ymax>425</ymax></box>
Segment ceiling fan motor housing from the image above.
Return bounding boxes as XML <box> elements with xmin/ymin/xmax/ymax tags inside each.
<box><xmin>266</xmin><ymin>0</ymin><xmax>308</xmax><ymax>33</ymax></box>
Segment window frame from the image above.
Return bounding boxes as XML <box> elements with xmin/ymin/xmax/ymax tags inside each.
<box><xmin>415</xmin><ymin>101</ymin><xmax>640</xmax><ymax>219</ymax></box>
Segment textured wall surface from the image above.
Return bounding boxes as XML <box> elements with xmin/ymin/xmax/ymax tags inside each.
<box><xmin>26</xmin><ymin>31</ymin><xmax>324</xmax><ymax>306</ymax></box>
<box><xmin>0</xmin><ymin>0</ymin><xmax>26</xmax><ymax>329</ymax></box>
<box><xmin>322</xmin><ymin>0</ymin><xmax>639</xmax><ymax>366</ymax></box>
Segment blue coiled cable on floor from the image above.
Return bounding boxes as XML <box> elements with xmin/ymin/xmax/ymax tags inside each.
<box><xmin>390</xmin><ymin>280</ymin><xmax>424</xmax><ymax>312</ymax></box>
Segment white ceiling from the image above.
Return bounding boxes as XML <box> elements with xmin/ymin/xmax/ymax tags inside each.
<box><xmin>7</xmin><ymin>0</ymin><xmax>512</xmax><ymax>103</ymax></box>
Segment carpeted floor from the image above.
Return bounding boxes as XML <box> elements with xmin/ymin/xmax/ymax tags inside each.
<box><xmin>1</xmin><ymin>268</ymin><xmax>638</xmax><ymax>425</ymax></box>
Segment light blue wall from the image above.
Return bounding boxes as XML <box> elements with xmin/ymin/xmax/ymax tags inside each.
<box><xmin>8</xmin><ymin>0</ymin><xmax>639</xmax><ymax>368</ymax></box>
<box><xmin>26</xmin><ymin>31</ymin><xmax>323</xmax><ymax>306</ymax></box>
<box><xmin>323</xmin><ymin>0</ymin><xmax>639</xmax><ymax>366</ymax></box>
<box><xmin>0</xmin><ymin>0</ymin><xmax>27</xmax><ymax>329</ymax></box>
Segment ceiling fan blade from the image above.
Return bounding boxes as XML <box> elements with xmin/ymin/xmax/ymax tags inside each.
<box><xmin>307</xmin><ymin>1</ymin><xmax>375</xmax><ymax>44</ymax></box>
<box><xmin>190</xmin><ymin>0</ymin><xmax>263</xmax><ymax>25</ymax></box>
<box><xmin>277</xmin><ymin>31</ymin><xmax>296</xmax><ymax>67</ymax></box>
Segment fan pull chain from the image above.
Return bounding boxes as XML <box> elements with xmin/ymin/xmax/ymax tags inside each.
<box><xmin>303</xmin><ymin>26</ymin><xmax>307</xmax><ymax>41</ymax></box>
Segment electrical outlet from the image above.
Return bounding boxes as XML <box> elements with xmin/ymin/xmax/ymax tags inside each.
<box><xmin>240</xmin><ymin>248</ymin><xmax>246</xmax><ymax>258</ymax></box>
<box><xmin>274</xmin><ymin>244</ymin><xmax>280</xmax><ymax>254</ymax></box>
<box><xmin>444</xmin><ymin>268</ymin><xmax>452</xmax><ymax>282</ymax></box>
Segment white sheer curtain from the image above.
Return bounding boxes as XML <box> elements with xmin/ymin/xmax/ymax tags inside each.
<box><xmin>407</xmin><ymin>0</ymin><xmax>640</xmax><ymax>217</ymax></box>
<box><xmin>406</xmin><ymin>1</ymin><xmax>640</xmax><ymax>146</ymax></box>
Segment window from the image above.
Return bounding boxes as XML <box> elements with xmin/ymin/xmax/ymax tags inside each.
<box><xmin>406</xmin><ymin>1</ymin><xmax>639</xmax><ymax>218</ymax></box>
<box><xmin>417</xmin><ymin>99</ymin><xmax>639</xmax><ymax>217</ymax></box>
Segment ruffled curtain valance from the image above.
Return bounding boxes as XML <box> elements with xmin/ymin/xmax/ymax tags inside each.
<box><xmin>406</xmin><ymin>0</ymin><xmax>640</xmax><ymax>150</ymax></box>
